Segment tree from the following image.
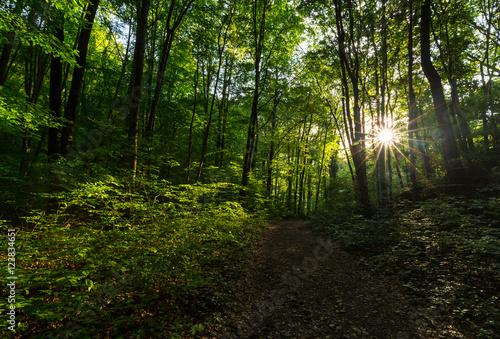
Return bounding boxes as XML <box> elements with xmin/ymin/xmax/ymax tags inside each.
<box><xmin>333</xmin><ymin>0</ymin><xmax>370</xmax><ymax>207</ymax></box>
<box><xmin>407</xmin><ymin>0</ymin><xmax>418</xmax><ymax>198</ymax></box>
<box><xmin>48</xmin><ymin>11</ymin><xmax>64</xmax><ymax>157</ymax></box>
<box><xmin>196</xmin><ymin>0</ymin><xmax>235</xmax><ymax>182</ymax></box>
<box><xmin>127</xmin><ymin>0</ymin><xmax>150</xmax><ymax>182</ymax></box>
<box><xmin>241</xmin><ymin>0</ymin><xmax>302</xmax><ymax>192</ymax></box>
<box><xmin>146</xmin><ymin>0</ymin><xmax>194</xmax><ymax>138</ymax></box>
<box><xmin>60</xmin><ymin>0</ymin><xmax>100</xmax><ymax>155</ymax></box>
<box><xmin>420</xmin><ymin>0</ymin><xmax>467</xmax><ymax>187</ymax></box>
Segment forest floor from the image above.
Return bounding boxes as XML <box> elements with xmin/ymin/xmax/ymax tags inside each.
<box><xmin>201</xmin><ymin>220</ymin><xmax>460</xmax><ymax>339</ymax></box>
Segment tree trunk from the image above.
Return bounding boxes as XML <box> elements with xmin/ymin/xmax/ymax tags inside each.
<box><xmin>408</xmin><ymin>1</ymin><xmax>418</xmax><ymax>199</ymax></box>
<box><xmin>266</xmin><ymin>93</ymin><xmax>280</xmax><ymax>194</ymax></box>
<box><xmin>48</xmin><ymin>15</ymin><xmax>64</xmax><ymax>158</ymax></box>
<box><xmin>186</xmin><ymin>59</ymin><xmax>199</xmax><ymax>184</ymax></box>
<box><xmin>287</xmin><ymin>143</ymin><xmax>293</xmax><ymax>210</ymax></box>
<box><xmin>315</xmin><ymin>124</ymin><xmax>328</xmax><ymax>211</ymax></box>
<box><xmin>126</xmin><ymin>0</ymin><xmax>150</xmax><ymax>183</ymax></box>
<box><xmin>420</xmin><ymin>0</ymin><xmax>466</xmax><ymax>186</ymax></box>
<box><xmin>334</xmin><ymin>0</ymin><xmax>370</xmax><ymax>207</ymax></box>
<box><xmin>196</xmin><ymin>13</ymin><xmax>233</xmax><ymax>181</ymax></box>
<box><xmin>242</xmin><ymin>0</ymin><xmax>269</xmax><ymax>191</ymax></box>
<box><xmin>61</xmin><ymin>0</ymin><xmax>100</xmax><ymax>155</ymax></box>
<box><xmin>379</xmin><ymin>0</ymin><xmax>389</xmax><ymax>202</ymax></box>
<box><xmin>108</xmin><ymin>21</ymin><xmax>132</xmax><ymax>120</ymax></box>
<box><xmin>216</xmin><ymin>58</ymin><xmax>232</xmax><ymax>168</ymax></box>
<box><xmin>0</xmin><ymin>31</ymin><xmax>15</xmax><ymax>86</ymax></box>
<box><xmin>146</xmin><ymin>0</ymin><xmax>194</xmax><ymax>137</ymax></box>
<box><xmin>419</xmin><ymin>105</ymin><xmax>433</xmax><ymax>178</ymax></box>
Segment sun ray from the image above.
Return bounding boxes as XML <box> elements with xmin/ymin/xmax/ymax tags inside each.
<box><xmin>377</xmin><ymin>129</ymin><xmax>394</xmax><ymax>144</ymax></box>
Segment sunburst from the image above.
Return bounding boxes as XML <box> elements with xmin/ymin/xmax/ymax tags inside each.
<box><xmin>376</xmin><ymin>128</ymin><xmax>395</xmax><ymax>145</ymax></box>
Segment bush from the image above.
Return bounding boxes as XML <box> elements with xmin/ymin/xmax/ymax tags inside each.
<box><xmin>0</xmin><ymin>178</ymin><xmax>268</xmax><ymax>337</ymax></box>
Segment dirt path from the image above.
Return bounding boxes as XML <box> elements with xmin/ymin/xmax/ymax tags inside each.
<box><xmin>203</xmin><ymin>220</ymin><xmax>439</xmax><ymax>338</ymax></box>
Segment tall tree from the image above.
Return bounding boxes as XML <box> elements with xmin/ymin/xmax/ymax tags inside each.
<box><xmin>333</xmin><ymin>0</ymin><xmax>370</xmax><ymax>206</ymax></box>
<box><xmin>48</xmin><ymin>12</ymin><xmax>64</xmax><ymax>158</ymax></box>
<box><xmin>241</xmin><ymin>0</ymin><xmax>270</xmax><ymax>189</ymax></box>
<box><xmin>196</xmin><ymin>2</ymin><xmax>235</xmax><ymax>181</ymax></box>
<box><xmin>127</xmin><ymin>0</ymin><xmax>151</xmax><ymax>182</ymax></box>
<box><xmin>420</xmin><ymin>0</ymin><xmax>467</xmax><ymax>186</ymax></box>
<box><xmin>407</xmin><ymin>0</ymin><xmax>418</xmax><ymax>198</ymax></box>
<box><xmin>146</xmin><ymin>0</ymin><xmax>194</xmax><ymax>137</ymax></box>
<box><xmin>60</xmin><ymin>0</ymin><xmax>100</xmax><ymax>155</ymax></box>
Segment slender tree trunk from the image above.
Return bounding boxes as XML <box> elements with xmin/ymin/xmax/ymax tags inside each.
<box><xmin>20</xmin><ymin>10</ymin><xmax>49</xmax><ymax>175</ymax></box>
<box><xmin>251</xmin><ymin>133</ymin><xmax>259</xmax><ymax>171</ymax></box>
<box><xmin>315</xmin><ymin>79</ymin><xmax>354</xmax><ymax>182</ymax></box>
<box><xmin>146</xmin><ymin>0</ymin><xmax>194</xmax><ymax>137</ymax></box>
<box><xmin>126</xmin><ymin>0</ymin><xmax>150</xmax><ymax>183</ymax></box>
<box><xmin>378</xmin><ymin>0</ymin><xmax>389</xmax><ymax>203</ymax></box>
<box><xmin>298</xmin><ymin>151</ymin><xmax>306</xmax><ymax>217</ymax></box>
<box><xmin>334</xmin><ymin>0</ymin><xmax>369</xmax><ymax>207</ymax></box>
<box><xmin>393</xmin><ymin>150</ymin><xmax>404</xmax><ymax>188</ymax></box>
<box><xmin>294</xmin><ymin>144</ymin><xmax>300</xmax><ymax>214</ymax></box>
<box><xmin>0</xmin><ymin>31</ymin><xmax>15</xmax><ymax>86</ymax></box>
<box><xmin>242</xmin><ymin>0</ymin><xmax>269</xmax><ymax>191</ymax></box>
<box><xmin>108</xmin><ymin>21</ymin><xmax>132</xmax><ymax>121</ymax></box>
<box><xmin>60</xmin><ymin>0</ymin><xmax>99</xmax><ymax>155</ymax></box>
<box><xmin>287</xmin><ymin>143</ymin><xmax>293</xmax><ymax>210</ymax></box>
<box><xmin>196</xmin><ymin>39</ymin><xmax>231</xmax><ymax>181</ymax></box>
<box><xmin>48</xmin><ymin>15</ymin><xmax>64</xmax><ymax>158</ymax></box>
<box><xmin>220</xmin><ymin>91</ymin><xmax>229</xmax><ymax>167</ymax></box>
<box><xmin>315</xmin><ymin>124</ymin><xmax>328</xmax><ymax>211</ymax></box>
<box><xmin>215</xmin><ymin>58</ymin><xmax>231</xmax><ymax>168</ymax></box>
<box><xmin>306</xmin><ymin>167</ymin><xmax>312</xmax><ymax>216</ymax></box>
<box><xmin>0</xmin><ymin>0</ymin><xmax>22</xmax><ymax>85</ymax></box>
<box><xmin>408</xmin><ymin>1</ymin><xmax>418</xmax><ymax>199</ymax></box>
<box><xmin>20</xmin><ymin>40</ymin><xmax>34</xmax><ymax>176</ymax></box>
<box><xmin>267</xmin><ymin>92</ymin><xmax>280</xmax><ymax>194</ymax></box>
<box><xmin>146</xmin><ymin>29</ymin><xmax>173</xmax><ymax>135</ymax></box>
<box><xmin>419</xmin><ymin>104</ymin><xmax>433</xmax><ymax>178</ymax></box>
<box><xmin>186</xmin><ymin>59</ymin><xmax>199</xmax><ymax>184</ymax></box>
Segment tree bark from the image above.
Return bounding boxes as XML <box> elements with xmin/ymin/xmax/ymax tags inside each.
<box><xmin>186</xmin><ymin>59</ymin><xmax>199</xmax><ymax>184</ymax></box>
<box><xmin>48</xmin><ymin>15</ymin><xmax>64</xmax><ymax>158</ymax></box>
<box><xmin>196</xmin><ymin>10</ymin><xmax>233</xmax><ymax>181</ymax></box>
<box><xmin>408</xmin><ymin>0</ymin><xmax>418</xmax><ymax>199</ymax></box>
<box><xmin>379</xmin><ymin>0</ymin><xmax>388</xmax><ymax>202</ymax></box>
<box><xmin>61</xmin><ymin>0</ymin><xmax>100</xmax><ymax>155</ymax></box>
<box><xmin>266</xmin><ymin>92</ymin><xmax>280</xmax><ymax>194</ymax></box>
<box><xmin>0</xmin><ymin>31</ymin><xmax>15</xmax><ymax>86</ymax></box>
<box><xmin>242</xmin><ymin>0</ymin><xmax>269</xmax><ymax>191</ymax></box>
<box><xmin>215</xmin><ymin>57</ymin><xmax>233</xmax><ymax>168</ymax></box>
<box><xmin>146</xmin><ymin>0</ymin><xmax>194</xmax><ymax>137</ymax></box>
<box><xmin>334</xmin><ymin>0</ymin><xmax>369</xmax><ymax>207</ymax></box>
<box><xmin>127</xmin><ymin>0</ymin><xmax>150</xmax><ymax>182</ymax></box>
<box><xmin>420</xmin><ymin>0</ymin><xmax>466</xmax><ymax>186</ymax></box>
<box><xmin>315</xmin><ymin>123</ymin><xmax>328</xmax><ymax>211</ymax></box>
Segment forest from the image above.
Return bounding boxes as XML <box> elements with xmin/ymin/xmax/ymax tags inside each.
<box><xmin>0</xmin><ymin>0</ymin><xmax>499</xmax><ymax>337</ymax></box>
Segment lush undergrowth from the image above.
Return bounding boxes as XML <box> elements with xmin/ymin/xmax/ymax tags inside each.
<box><xmin>313</xmin><ymin>186</ymin><xmax>500</xmax><ymax>338</ymax></box>
<box><xmin>0</xmin><ymin>178</ymin><xmax>268</xmax><ymax>338</ymax></box>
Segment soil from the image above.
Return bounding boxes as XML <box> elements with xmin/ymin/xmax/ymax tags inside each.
<box><xmin>201</xmin><ymin>220</ymin><xmax>452</xmax><ymax>338</ymax></box>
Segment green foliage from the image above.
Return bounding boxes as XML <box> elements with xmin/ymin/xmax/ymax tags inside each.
<box><xmin>0</xmin><ymin>178</ymin><xmax>267</xmax><ymax>337</ymax></box>
<box><xmin>0</xmin><ymin>87</ymin><xmax>65</xmax><ymax>135</ymax></box>
<box><xmin>0</xmin><ymin>9</ymin><xmax>77</xmax><ymax>65</ymax></box>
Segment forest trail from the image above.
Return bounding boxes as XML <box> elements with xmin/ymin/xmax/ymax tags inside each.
<box><xmin>203</xmin><ymin>220</ymin><xmax>443</xmax><ymax>339</ymax></box>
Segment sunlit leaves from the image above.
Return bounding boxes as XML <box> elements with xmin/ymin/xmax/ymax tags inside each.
<box><xmin>0</xmin><ymin>178</ymin><xmax>266</xmax><ymax>336</ymax></box>
<box><xmin>0</xmin><ymin>87</ymin><xmax>66</xmax><ymax>135</ymax></box>
<box><xmin>0</xmin><ymin>10</ymin><xmax>78</xmax><ymax>65</ymax></box>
